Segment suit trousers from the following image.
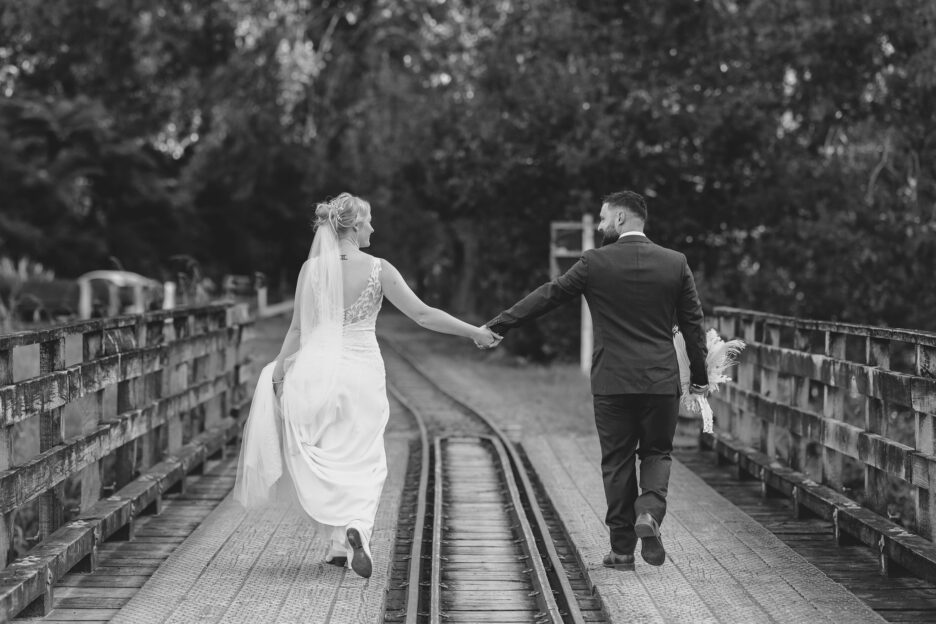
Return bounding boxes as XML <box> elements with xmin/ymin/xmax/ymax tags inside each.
<box><xmin>593</xmin><ymin>393</ymin><xmax>679</xmax><ymax>555</ymax></box>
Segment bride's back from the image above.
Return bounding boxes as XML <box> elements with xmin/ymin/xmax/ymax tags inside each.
<box><xmin>341</xmin><ymin>253</ymin><xmax>377</xmax><ymax>307</ymax></box>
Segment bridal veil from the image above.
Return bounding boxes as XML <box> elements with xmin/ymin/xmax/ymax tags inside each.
<box><xmin>233</xmin><ymin>221</ymin><xmax>344</xmax><ymax>509</ymax></box>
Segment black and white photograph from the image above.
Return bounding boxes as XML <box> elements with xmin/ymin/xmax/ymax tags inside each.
<box><xmin>1</xmin><ymin>1</ymin><xmax>935</xmax><ymax>622</ymax></box>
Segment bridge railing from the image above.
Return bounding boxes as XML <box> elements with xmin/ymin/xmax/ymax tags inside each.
<box><xmin>708</xmin><ymin>306</ymin><xmax>936</xmax><ymax>579</ymax></box>
<box><xmin>0</xmin><ymin>303</ymin><xmax>254</xmax><ymax>618</ymax></box>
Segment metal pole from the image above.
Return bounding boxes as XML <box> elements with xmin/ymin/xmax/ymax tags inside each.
<box><xmin>580</xmin><ymin>213</ymin><xmax>594</xmax><ymax>376</ymax></box>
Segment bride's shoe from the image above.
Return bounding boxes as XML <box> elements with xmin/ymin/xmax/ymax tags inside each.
<box><xmin>324</xmin><ymin>541</ymin><xmax>348</xmax><ymax>568</ymax></box>
<box><xmin>346</xmin><ymin>525</ymin><xmax>372</xmax><ymax>578</ymax></box>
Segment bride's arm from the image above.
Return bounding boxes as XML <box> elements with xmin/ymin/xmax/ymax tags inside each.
<box><xmin>380</xmin><ymin>260</ymin><xmax>494</xmax><ymax>344</ymax></box>
<box><xmin>272</xmin><ymin>261</ymin><xmax>309</xmax><ymax>381</ymax></box>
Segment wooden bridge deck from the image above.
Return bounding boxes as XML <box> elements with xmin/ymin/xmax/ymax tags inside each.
<box><xmin>12</xmin><ymin>314</ymin><xmax>936</xmax><ymax>623</ymax></box>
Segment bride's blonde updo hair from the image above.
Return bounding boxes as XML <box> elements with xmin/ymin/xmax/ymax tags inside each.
<box><xmin>313</xmin><ymin>193</ymin><xmax>371</xmax><ymax>237</ymax></box>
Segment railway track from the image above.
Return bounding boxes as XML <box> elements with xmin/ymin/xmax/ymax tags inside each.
<box><xmin>380</xmin><ymin>338</ymin><xmax>607</xmax><ymax>624</ymax></box>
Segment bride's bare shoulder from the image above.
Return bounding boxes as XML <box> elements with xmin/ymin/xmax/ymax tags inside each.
<box><xmin>358</xmin><ymin>253</ymin><xmax>387</xmax><ymax>267</ymax></box>
<box><xmin>375</xmin><ymin>257</ymin><xmax>398</xmax><ymax>272</ymax></box>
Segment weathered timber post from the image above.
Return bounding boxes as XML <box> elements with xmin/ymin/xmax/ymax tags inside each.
<box><xmin>0</xmin><ymin>348</ymin><xmax>13</xmax><ymax>565</ymax></box>
<box><xmin>38</xmin><ymin>337</ymin><xmax>67</xmax><ymax>539</ymax></box>
<box><xmin>821</xmin><ymin>331</ymin><xmax>846</xmax><ymax>491</ymax></box>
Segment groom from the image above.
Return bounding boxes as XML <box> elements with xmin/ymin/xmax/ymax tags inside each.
<box><xmin>486</xmin><ymin>190</ymin><xmax>709</xmax><ymax>569</ymax></box>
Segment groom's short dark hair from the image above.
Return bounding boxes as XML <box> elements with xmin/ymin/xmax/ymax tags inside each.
<box><xmin>604</xmin><ymin>190</ymin><xmax>647</xmax><ymax>222</ymax></box>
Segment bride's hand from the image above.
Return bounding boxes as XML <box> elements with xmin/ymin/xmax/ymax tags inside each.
<box><xmin>473</xmin><ymin>326</ymin><xmax>502</xmax><ymax>349</ymax></box>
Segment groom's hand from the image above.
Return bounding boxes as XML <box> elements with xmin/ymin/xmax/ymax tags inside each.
<box><xmin>685</xmin><ymin>384</ymin><xmax>708</xmax><ymax>415</ymax></box>
<box><xmin>474</xmin><ymin>325</ymin><xmax>503</xmax><ymax>350</ymax></box>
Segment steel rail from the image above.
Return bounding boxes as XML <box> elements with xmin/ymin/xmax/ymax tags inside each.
<box><xmin>387</xmin><ymin>383</ymin><xmax>431</xmax><ymax>624</ymax></box>
<box><xmin>429</xmin><ymin>437</ymin><xmax>445</xmax><ymax>624</ymax></box>
<box><xmin>489</xmin><ymin>435</ymin><xmax>564</xmax><ymax>624</ymax></box>
<box><xmin>383</xmin><ymin>337</ymin><xmax>588</xmax><ymax>624</ymax></box>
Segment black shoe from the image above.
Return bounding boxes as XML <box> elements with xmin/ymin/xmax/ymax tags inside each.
<box><xmin>325</xmin><ymin>541</ymin><xmax>347</xmax><ymax>568</ymax></box>
<box><xmin>602</xmin><ymin>551</ymin><xmax>635</xmax><ymax>571</ymax></box>
<box><xmin>635</xmin><ymin>513</ymin><xmax>665</xmax><ymax>566</ymax></box>
<box><xmin>346</xmin><ymin>527</ymin><xmax>373</xmax><ymax>578</ymax></box>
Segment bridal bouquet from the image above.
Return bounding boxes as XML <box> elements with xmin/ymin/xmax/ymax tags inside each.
<box><xmin>675</xmin><ymin>328</ymin><xmax>746</xmax><ymax>434</ymax></box>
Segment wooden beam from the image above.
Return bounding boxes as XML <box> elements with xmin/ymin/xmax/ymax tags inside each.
<box><xmin>1</xmin><ymin>330</ymin><xmax>238</xmax><ymax>426</ymax></box>
<box><xmin>712</xmin><ymin>306</ymin><xmax>936</xmax><ymax>348</ymax></box>
<box><xmin>741</xmin><ymin>342</ymin><xmax>936</xmax><ymax>414</ymax></box>
<box><xmin>0</xmin><ymin>305</ymin><xmax>232</xmax><ymax>352</ymax></box>
<box><xmin>0</xmin><ymin>374</ymin><xmax>235</xmax><ymax>514</ymax></box>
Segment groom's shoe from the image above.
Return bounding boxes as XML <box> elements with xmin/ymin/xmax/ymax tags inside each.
<box><xmin>635</xmin><ymin>513</ymin><xmax>665</xmax><ymax>566</ymax></box>
<box><xmin>602</xmin><ymin>551</ymin><xmax>635</xmax><ymax>571</ymax></box>
<box><xmin>346</xmin><ymin>526</ymin><xmax>373</xmax><ymax>578</ymax></box>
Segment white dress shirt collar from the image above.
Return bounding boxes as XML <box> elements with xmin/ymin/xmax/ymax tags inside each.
<box><xmin>618</xmin><ymin>230</ymin><xmax>647</xmax><ymax>239</ymax></box>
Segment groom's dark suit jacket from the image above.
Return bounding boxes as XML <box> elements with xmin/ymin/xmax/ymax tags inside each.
<box><xmin>487</xmin><ymin>235</ymin><xmax>708</xmax><ymax>395</ymax></box>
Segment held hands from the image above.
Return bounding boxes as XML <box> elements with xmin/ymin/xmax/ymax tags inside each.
<box><xmin>473</xmin><ymin>325</ymin><xmax>503</xmax><ymax>350</ymax></box>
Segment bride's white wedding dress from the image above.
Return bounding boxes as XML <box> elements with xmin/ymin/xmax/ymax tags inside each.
<box><xmin>234</xmin><ymin>254</ymin><xmax>389</xmax><ymax>566</ymax></box>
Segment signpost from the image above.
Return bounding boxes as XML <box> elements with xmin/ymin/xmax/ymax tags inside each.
<box><xmin>549</xmin><ymin>214</ymin><xmax>595</xmax><ymax>375</ymax></box>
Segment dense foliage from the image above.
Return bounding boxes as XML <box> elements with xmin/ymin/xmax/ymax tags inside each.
<box><xmin>1</xmin><ymin>0</ymin><xmax>934</xmax><ymax>341</ymax></box>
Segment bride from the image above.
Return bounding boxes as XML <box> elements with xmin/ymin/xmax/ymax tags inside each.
<box><xmin>233</xmin><ymin>193</ymin><xmax>499</xmax><ymax>579</ymax></box>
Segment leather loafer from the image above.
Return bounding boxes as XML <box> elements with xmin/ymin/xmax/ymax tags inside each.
<box><xmin>602</xmin><ymin>551</ymin><xmax>635</xmax><ymax>571</ymax></box>
<box><xmin>635</xmin><ymin>513</ymin><xmax>665</xmax><ymax>566</ymax></box>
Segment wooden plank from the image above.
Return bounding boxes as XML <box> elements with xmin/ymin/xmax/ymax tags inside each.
<box><xmin>56</xmin><ymin>597</ymin><xmax>128</xmax><ymax>609</ymax></box>
<box><xmin>744</xmin><ymin>342</ymin><xmax>936</xmax><ymax>415</ymax></box>
<box><xmin>444</xmin><ymin>612</ymin><xmax>544</xmax><ymax>623</ymax></box>
<box><xmin>723</xmin><ymin>384</ymin><xmax>927</xmax><ymax>487</ymax></box>
<box><xmin>77</xmin><ymin>565</ymin><xmax>160</xmax><ymax>575</ymax></box>
<box><xmin>0</xmin><ymin>304</ymin><xmax>232</xmax><ymax>351</ymax></box>
<box><xmin>920</xmin><ymin>344</ymin><xmax>936</xmax><ymax>379</ymax></box>
<box><xmin>97</xmin><ymin>542</ymin><xmax>177</xmax><ymax>554</ymax></box>
<box><xmin>712</xmin><ymin>306</ymin><xmax>936</xmax><ymax>348</ymax></box>
<box><xmin>91</xmin><ymin>557</ymin><xmax>167</xmax><ymax>567</ymax></box>
<box><xmin>54</xmin><ymin>587</ymin><xmax>138</xmax><ymax>598</ymax></box>
<box><xmin>78</xmin><ymin>390</ymin><xmax>103</xmax><ymax>515</ymax></box>
<box><xmin>0</xmin><ymin>329</ymin><xmax>239</xmax><ymax>427</ymax></box>
<box><xmin>56</xmin><ymin>575</ymin><xmax>149</xmax><ymax>588</ymax></box>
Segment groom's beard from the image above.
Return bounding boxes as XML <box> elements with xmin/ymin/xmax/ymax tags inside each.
<box><xmin>599</xmin><ymin>228</ymin><xmax>618</xmax><ymax>247</ymax></box>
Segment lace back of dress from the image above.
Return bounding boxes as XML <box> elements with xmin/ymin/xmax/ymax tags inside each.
<box><xmin>343</xmin><ymin>258</ymin><xmax>383</xmax><ymax>327</ymax></box>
